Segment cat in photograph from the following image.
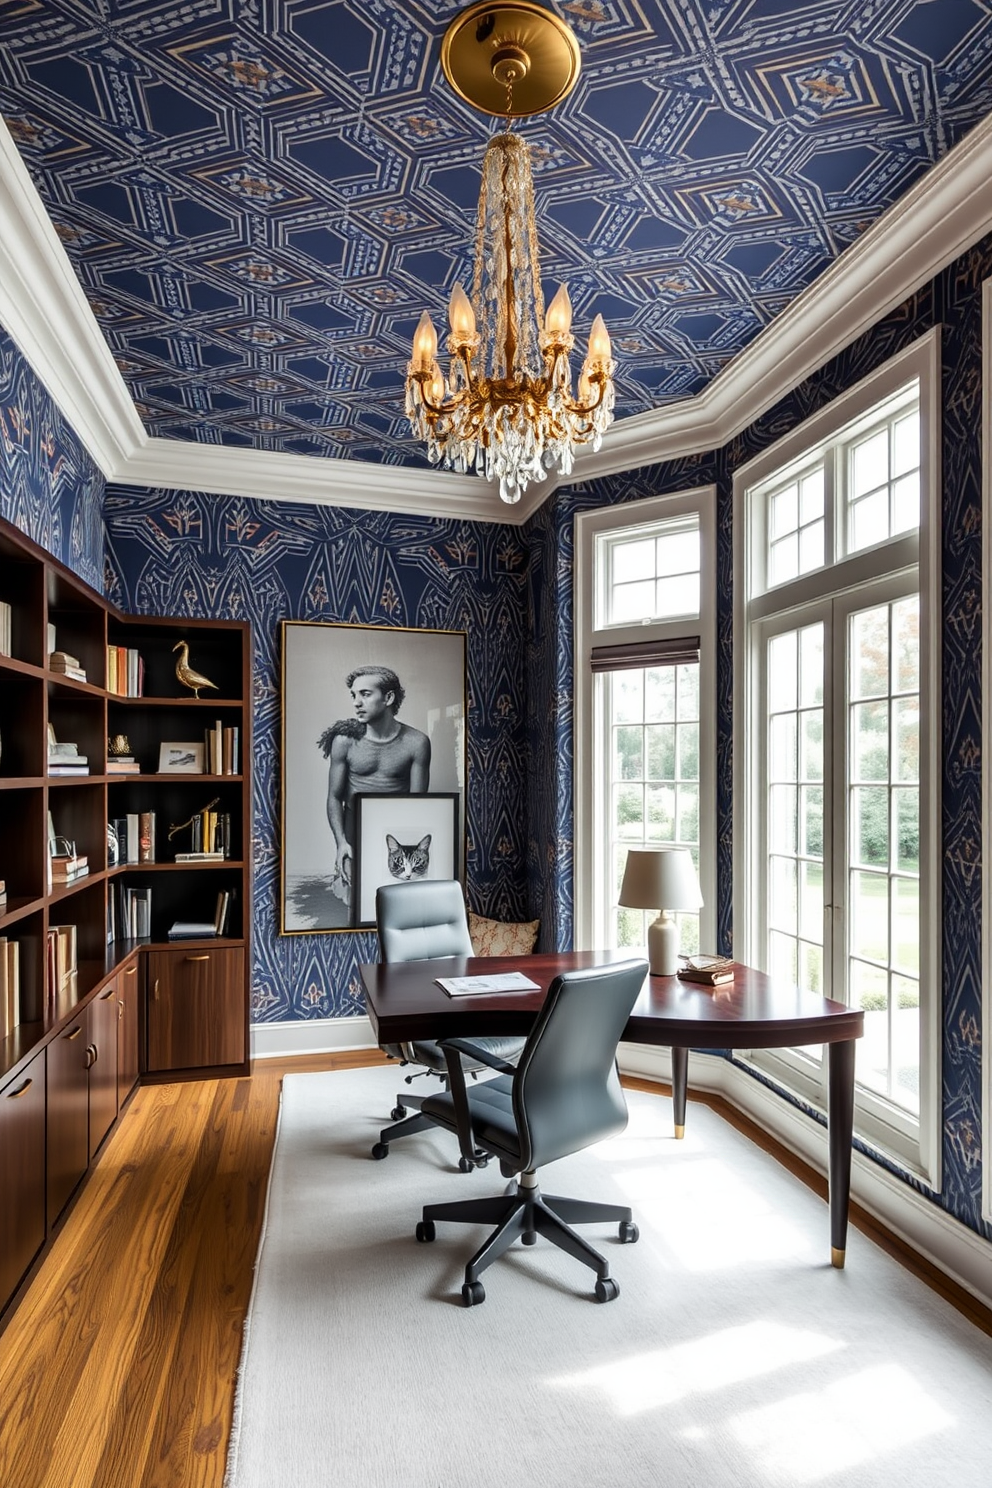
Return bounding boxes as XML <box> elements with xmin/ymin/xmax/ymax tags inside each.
<box><xmin>386</xmin><ymin>832</ymin><xmax>431</xmax><ymax>881</ymax></box>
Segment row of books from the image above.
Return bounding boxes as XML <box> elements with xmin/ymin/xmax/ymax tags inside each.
<box><xmin>45</xmin><ymin>924</ymin><xmax>77</xmax><ymax>1017</ymax></box>
<box><xmin>0</xmin><ymin>599</ymin><xmax>12</xmax><ymax>657</ymax></box>
<box><xmin>168</xmin><ymin>889</ymin><xmax>233</xmax><ymax>940</ymax></box>
<box><xmin>206</xmin><ymin>721</ymin><xmax>239</xmax><ymax>775</ymax></box>
<box><xmin>107</xmin><ymin>644</ymin><xmax>144</xmax><ymax>696</ymax></box>
<box><xmin>111</xmin><ymin>884</ymin><xmax>152</xmax><ymax>942</ymax></box>
<box><xmin>109</xmin><ymin>813</ymin><xmax>156</xmax><ymax>866</ymax></box>
<box><xmin>177</xmin><ymin>808</ymin><xmax>232</xmax><ymax>859</ymax></box>
<box><xmin>0</xmin><ymin>937</ymin><xmax>21</xmax><ymax>1040</ymax></box>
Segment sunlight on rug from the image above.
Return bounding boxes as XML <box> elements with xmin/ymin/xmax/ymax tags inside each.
<box><xmin>224</xmin><ymin>1066</ymin><xmax>991</xmax><ymax>1488</ymax></box>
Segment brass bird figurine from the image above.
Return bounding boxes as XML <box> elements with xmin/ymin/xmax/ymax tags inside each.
<box><xmin>173</xmin><ymin>640</ymin><xmax>218</xmax><ymax>699</ymax></box>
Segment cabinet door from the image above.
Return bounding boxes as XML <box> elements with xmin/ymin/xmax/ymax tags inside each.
<box><xmin>117</xmin><ymin>960</ymin><xmax>140</xmax><ymax>1104</ymax></box>
<box><xmin>146</xmin><ymin>947</ymin><xmax>245</xmax><ymax>1072</ymax></box>
<box><xmin>88</xmin><ymin>981</ymin><xmax>120</xmax><ymax>1159</ymax></box>
<box><xmin>0</xmin><ymin>1050</ymin><xmax>46</xmax><ymax>1316</ymax></box>
<box><xmin>47</xmin><ymin>1015</ymin><xmax>90</xmax><ymax>1226</ymax></box>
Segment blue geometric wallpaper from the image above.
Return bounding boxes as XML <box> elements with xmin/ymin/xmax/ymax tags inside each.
<box><xmin>526</xmin><ymin>232</ymin><xmax>991</xmax><ymax>1240</ymax></box>
<box><xmin>102</xmin><ymin>489</ymin><xmax>531</xmax><ymax>1025</ymax></box>
<box><xmin>0</xmin><ymin>323</ymin><xmax>105</xmax><ymax>587</ymax></box>
<box><xmin>4</xmin><ymin>2</ymin><xmax>992</xmax><ymax>467</ymax></box>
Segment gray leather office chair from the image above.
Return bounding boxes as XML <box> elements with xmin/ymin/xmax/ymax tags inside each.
<box><xmin>371</xmin><ymin>880</ymin><xmax>525</xmax><ymax>1168</ymax></box>
<box><xmin>414</xmin><ymin>958</ymin><xmax>648</xmax><ymax>1305</ymax></box>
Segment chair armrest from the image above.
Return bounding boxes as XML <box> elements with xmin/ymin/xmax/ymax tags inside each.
<box><xmin>437</xmin><ymin>1039</ymin><xmax>505</xmax><ymax>1168</ymax></box>
<box><xmin>438</xmin><ymin>1037</ymin><xmax>517</xmax><ymax>1076</ymax></box>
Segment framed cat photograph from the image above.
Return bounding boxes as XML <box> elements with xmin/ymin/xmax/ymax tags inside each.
<box><xmin>351</xmin><ymin>792</ymin><xmax>460</xmax><ymax>928</ymax></box>
<box><xmin>280</xmin><ymin>620</ymin><xmax>467</xmax><ymax>934</ymax></box>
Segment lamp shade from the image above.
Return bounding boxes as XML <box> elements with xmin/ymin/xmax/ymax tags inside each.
<box><xmin>618</xmin><ymin>849</ymin><xmax>702</xmax><ymax>913</ymax></box>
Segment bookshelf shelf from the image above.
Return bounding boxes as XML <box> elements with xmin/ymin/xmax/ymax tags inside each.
<box><xmin>0</xmin><ymin>514</ymin><xmax>252</xmax><ymax>1330</ymax></box>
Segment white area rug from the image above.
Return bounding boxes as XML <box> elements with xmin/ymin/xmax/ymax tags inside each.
<box><xmin>225</xmin><ymin>1066</ymin><xmax>992</xmax><ymax>1488</ymax></box>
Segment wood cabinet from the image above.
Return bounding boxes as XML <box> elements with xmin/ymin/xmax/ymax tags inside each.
<box><xmin>0</xmin><ymin>1050</ymin><xmax>46</xmax><ymax>1311</ymax></box>
<box><xmin>0</xmin><ymin>514</ymin><xmax>253</xmax><ymax>1327</ymax></box>
<box><xmin>117</xmin><ymin>961</ymin><xmax>140</xmax><ymax>1105</ymax></box>
<box><xmin>146</xmin><ymin>947</ymin><xmax>245</xmax><ymax>1072</ymax></box>
<box><xmin>46</xmin><ymin>1015</ymin><xmax>90</xmax><ymax>1227</ymax></box>
<box><xmin>87</xmin><ymin>979</ymin><xmax>119</xmax><ymax>1158</ymax></box>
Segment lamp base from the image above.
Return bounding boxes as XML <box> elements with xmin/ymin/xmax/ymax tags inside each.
<box><xmin>647</xmin><ymin>911</ymin><xmax>680</xmax><ymax>977</ymax></box>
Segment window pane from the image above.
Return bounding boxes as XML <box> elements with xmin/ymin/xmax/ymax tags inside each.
<box><xmin>611</xmin><ymin>536</ymin><xmax>655</xmax><ymax>583</ymax></box>
<box><xmin>645</xmin><ymin>784</ymin><xmax>676</xmax><ymax>841</ymax></box>
<box><xmin>676</xmin><ymin>784</ymin><xmax>699</xmax><ymax>843</ymax></box>
<box><xmin>798</xmin><ymin>785</ymin><xmax>823</xmax><ymax>857</ymax></box>
<box><xmin>769</xmin><ymin>855</ymin><xmax>797</xmax><ymax>931</ymax></box>
<box><xmin>610</xmin><ymin>578</ymin><xmax>656</xmax><ymax>624</ymax></box>
<box><xmin>770</xmin><ymin>713</ymin><xmax>797</xmax><ymax>780</ymax></box>
<box><xmin>799</xmin><ymin>711</ymin><xmax>823</xmax><ymax>780</ymax></box>
<box><xmin>892</xmin><ymin>877</ymin><xmax>919</xmax><ymax>976</ymax></box>
<box><xmin>850</xmin><ymin>490</ymin><xmax>889</xmax><ymax>550</ymax></box>
<box><xmin>894</xmin><ymin>787</ymin><xmax>919</xmax><ymax>872</ymax></box>
<box><xmin>851</xmin><ymin>869</ymin><xmax>888</xmax><ymax>961</ymax></box>
<box><xmin>645</xmin><ymin>667</ymin><xmax>676</xmax><ymax>722</ymax></box>
<box><xmin>851</xmin><ymin>608</ymin><xmax>889</xmax><ymax>698</ymax></box>
<box><xmin>768</xmin><ymin>631</ymin><xmax>798</xmax><ymax>710</ymax></box>
<box><xmin>800</xmin><ymin>469</ymin><xmax>824</xmax><ymax>521</ymax></box>
<box><xmin>769</xmin><ymin>930</ymin><xmax>798</xmax><ymax>987</ymax></box>
<box><xmin>770</xmin><ymin>784</ymin><xmax>798</xmax><ymax>853</ymax></box>
<box><xmin>769</xmin><ymin>532</ymin><xmax>798</xmax><ymax>586</ymax></box>
<box><xmin>851</xmin><ymin>785</ymin><xmax>889</xmax><ymax>865</ymax></box>
<box><xmin>770</xmin><ymin>482</ymin><xmax>798</xmax><ymax>538</ymax></box>
<box><xmin>799</xmin><ymin>861</ymin><xmax>822</xmax><ymax>942</ymax></box>
<box><xmin>615</xmin><ymin>784</ymin><xmax>644</xmax><ymax>838</ymax></box>
<box><xmin>656</xmin><ymin>572</ymin><xmax>700</xmax><ymax>619</ymax></box>
<box><xmin>799</xmin><ymin>625</ymin><xmax>823</xmax><ymax>706</ymax></box>
<box><xmin>614</xmin><ymin>671</ymin><xmax>644</xmax><ymax>723</ymax></box>
<box><xmin>798</xmin><ymin>519</ymin><xmax>824</xmax><ymax>574</ymax></box>
<box><xmin>646</xmin><ymin>724</ymin><xmax>675</xmax><ymax>779</ymax></box>
<box><xmin>851</xmin><ymin>700</ymin><xmax>889</xmax><ymax>781</ymax></box>
<box><xmin>893</xmin><ymin>597</ymin><xmax>919</xmax><ymax>692</ymax></box>
<box><xmin>892</xmin><ymin>411</ymin><xmax>919</xmax><ymax>477</ymax></box>
<box><xmin>891</xmin><ymin>472</ymin><xmax>919</xmax><ymax>534</ymax></box>
<box><xmin>615</xmin><ymin>725</ymin><xmax>643</xmax><ymax>780</ymax></box>
<box><xmin>676</xmin><ymin>663</ymin><xmax>699</xmax><ymax>722</ymax></box>
<box><xmin>893</xmin><ymin>697</ymin><xmax>919</xmax><ymax>782</ymax></box>
<box><xmin>851</xmin><ymin>429</ymin><xmax>888</xmax><ymax>496</ymax></box>
<box><xmin>657</xmin><ymin>529</ymin><xmax>700</xmax><ymax>575</ymax></box>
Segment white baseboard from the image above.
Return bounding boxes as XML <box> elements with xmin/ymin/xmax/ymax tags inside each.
<box><xmin>251</xmin><ymin>1015</ymin><xmax>376</xmax><ymax>1060</ymax></box>
<box><xmin>618</xmin><ymin>1044</ymin><xmax>992</xmax><ymax>1312</ymax></box>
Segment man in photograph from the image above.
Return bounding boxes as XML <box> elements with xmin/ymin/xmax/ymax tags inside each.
<box><xmin>321</xmin><ymin>665</ymin><xmax>431</xmax><ymax>892</ymax></box>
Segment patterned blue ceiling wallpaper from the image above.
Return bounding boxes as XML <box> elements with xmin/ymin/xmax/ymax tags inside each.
<box><xmin>3</xmin><ymin>1</ymin><xmax>992</xmax><ymax>468</ymax></box>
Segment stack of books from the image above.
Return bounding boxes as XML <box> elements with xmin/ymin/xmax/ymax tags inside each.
<box><xmin>0</xmin><ymin>936</ymin><xmax>21</xmax><ymax>1038</ymax></box>
<box><xmin>51</xmin><ymin>853</ymin><xmax>89</xmax><ymax>885</ymax></box>
<box><xmin>49</xmin><ymin>649</ymin><xmax>87</xmax><ymax>682</ymax></box>
<box><xmin>107</xmin><ymin>753</ymin><xmax>140</xmax><ymax>774</ymax></box>
<box><xmin>676</xmin><ymin>955</ymin><xmax>736</xmax><ymax>987</ymax></box>
<box><xmin>206</xmin><ymin>720</ymin><xmax>239</xmax><ymax>775</ymax></box>
<box><xmin>117</xmin><ymin>884</ymin><xmax>152</xmax><ymax>940</ymax></box>
<box><xmin>49</xmin><ymin>740</ymin><xmax>89</xmax><ymax>775</ymax></box>
<box><xmin>0</xmin><ymin>600</ymin><xmax>11</xmax><ymax>657</ymax></box>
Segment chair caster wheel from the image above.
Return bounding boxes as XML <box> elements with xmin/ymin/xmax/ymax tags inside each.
<box><xmin>391</xmin><ymin>1105</ymin><xmax>407</xmax><ymax>1121</ymax></box>
<box><xmin>595</xmin><ymin>1277</ymin><xmax>620</xmax><ymax>1303</ymax></box>
<box><xmin>458</xmin><ymin>1155</ymin><xmax>474</xmax><ymax>1173</ymax></box>
<box><xmin>462</xmin><ymin>1280</ymin><xmax>485</xmax><ymax>1306</ymax></box>
<box><xmin>619</xmin><ymin>1221</ymin><xmax>639</xmax><ymax>1244</ymax></box>
<box><xmin>416</xmin><ymin>1220</ymin><xmax>436</xmax><ymax>1242</ymax></box>
<box><xmin>371</xmin><ymin>1142</ymin><xmax>389</xmax><ymax>1160</ymax></box>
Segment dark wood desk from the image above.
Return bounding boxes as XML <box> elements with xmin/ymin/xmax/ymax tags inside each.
<box><xmin>360</xmin><ymin>950</ymin><xmax>864</xmax><ymax>1267</ymax></box>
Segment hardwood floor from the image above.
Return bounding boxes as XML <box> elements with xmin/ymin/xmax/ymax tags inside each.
<box><xmin>0</xmin><ymin>1051</ymin><xmax>383</xmax><ymax>1488</ymax></box>
<box><xmin>1</xmin><ymin>1058</ymin><xmax>988</xmax><ymax>1488</ymax></box>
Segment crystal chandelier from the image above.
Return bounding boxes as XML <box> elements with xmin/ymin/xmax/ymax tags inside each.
<box><xmin>405</xmin><ymin>2</ymin><xmax>615</xmax><ymax>505</ymax></box>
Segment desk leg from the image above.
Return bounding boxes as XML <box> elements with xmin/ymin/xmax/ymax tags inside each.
<box><xmin>827</xmin><ymin>1038</ymin><xmax>856</xmax><ymax>1268</ymax></box>
<box><xmin>671</xmin><ymin>1047</ymin><xmax>688</xmax><ymax>1139</ymax></box>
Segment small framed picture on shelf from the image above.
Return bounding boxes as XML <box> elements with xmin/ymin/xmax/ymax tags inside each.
<box><xmin>158</xmin><ymin>741</ymin><xmax>205</xmax><ymax>774</ymax></box>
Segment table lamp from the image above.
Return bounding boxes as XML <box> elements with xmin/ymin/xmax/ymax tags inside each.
<box><xmin>618</xmin><ymin>848</ymin><xmax>702</xmax><ymax>977</ymax></box>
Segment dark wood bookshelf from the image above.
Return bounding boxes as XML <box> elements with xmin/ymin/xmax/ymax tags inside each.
<box><xmin>0</xmin><ymin>514</ymin><xmax>252</xmax><ymax>1329</ymax></box>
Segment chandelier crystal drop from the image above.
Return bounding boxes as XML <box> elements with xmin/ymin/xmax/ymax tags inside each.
<box><xmin>406</xmin><ymin>6</ymin><xmax>615</xmax><ymax>505</ymax></box>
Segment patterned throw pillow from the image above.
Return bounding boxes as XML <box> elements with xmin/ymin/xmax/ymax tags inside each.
<box><xmin>468</xmin><ymin>911</ymin><xmax>540</xmax><ymax>957</ymax></box>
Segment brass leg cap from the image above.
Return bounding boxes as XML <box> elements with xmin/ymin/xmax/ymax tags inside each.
<box><xmin>831</xmin><ymin>1247</ymin><xmax>846</xmax><ymax>1269</ymax></box>
<box><xmin>674</xmin><ymin>1124</ymin><xmax>685</xmax><ymax>1140</ymax></box>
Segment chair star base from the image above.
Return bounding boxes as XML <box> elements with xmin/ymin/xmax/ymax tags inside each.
<box><xmin>416</xmin><ymin>1170</ymin><xmax>638</xmax><ymax>1304</ymax></box>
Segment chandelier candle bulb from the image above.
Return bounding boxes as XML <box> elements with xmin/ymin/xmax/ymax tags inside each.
<box><xmin>412</xmin><ymin>312</ymin><xmax>439</xmax><ymax>371</ymax></box>
<box><xmin>544</xmin><ymin>284</ymin><xmax>573</xmax><ymax>339</ymax></box>
<box><xmin>448</xmin><ymin>283</ymin><xmax>478</xmax><ymax>342</ymax></box>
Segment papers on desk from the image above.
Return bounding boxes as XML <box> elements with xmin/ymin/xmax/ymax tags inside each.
<box><xmin>435</xmin><ymin>972</ymin><xmax>541</xmax><ymax>996</ymax></box>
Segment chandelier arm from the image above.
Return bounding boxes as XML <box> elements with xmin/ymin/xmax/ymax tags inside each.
<box><xmin>561</xmin><ymin>376</ymin><xmax>610</xmax><ymax>417</ymax></box>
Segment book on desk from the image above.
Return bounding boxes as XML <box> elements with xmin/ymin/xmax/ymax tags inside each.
<box><xmin>676</xmin><ymin>955</ymin><xmax>736</xmax><ymax>987</ymax></box>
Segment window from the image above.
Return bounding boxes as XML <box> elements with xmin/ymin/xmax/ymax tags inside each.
<box><xmin>575</xmin><ymin>490</ymin><xmax>717</xmax><ymax>959</ymax></box>
<box><xmin>735</xmin><ymin>333</ymin><xmax>940</xmax><ymax>1184</ymax></box>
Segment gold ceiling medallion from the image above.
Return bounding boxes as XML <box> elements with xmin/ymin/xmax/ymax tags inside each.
<box><xmin>405</xmin><ymin>2</ymin><xmax>615</xmax><ymax>504</ymax></box>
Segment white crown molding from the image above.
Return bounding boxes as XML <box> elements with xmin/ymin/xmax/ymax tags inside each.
<box><xmin>4</xmin><ymin>109</ymin><xmax>992</xmax><ymax>521</ymax></box>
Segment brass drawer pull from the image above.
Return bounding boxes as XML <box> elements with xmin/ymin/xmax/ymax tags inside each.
<box><xmin>186</xmin><ymin>954</ymin><xmax>210</xmax><ymax>962</ymax></box>
<box><xmin>66</xmin><ymin>1026</ymin><xmax>83</xmax><ymax>1041</ymax></box>
<box><xmin>84</xmin><ymin>1044</ymin><xmax>97</xmax><ymax>1069</ymax></box>
<box><xmin>125</xmin><ymin>965</ymin><xmax>137</xmax><ymax>976</ymax></box>
<box><xmin>100</xmin><ymin>988</ymin><xmax>114</xmax><ymax>1000</ymax></box>
<box><xmin>7</xmin><ymin>1078</ymin><xmax>33</xmax><ymax>1098</ymax></box>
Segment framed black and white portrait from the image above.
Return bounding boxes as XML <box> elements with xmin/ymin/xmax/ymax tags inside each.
<box><xmin>280</xmin><ymin>620</ymin><xmax>467</xmax><ymax>934</ymax></box>
<box><xmin>351</xmin><ymin>792</ymin><xmax>460</xmax><ymax>928</ymax></box>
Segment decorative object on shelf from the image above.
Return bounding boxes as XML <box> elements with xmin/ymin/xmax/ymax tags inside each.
<box><xmin>405</xmin><ymin>1</ymin><xmax>614</xmax><ymax>505</ymax></box>
<box><xmin>618</xmin><ymin>847</ymin><xmax>703</xmax><ymax>977</ymax></box>
<box><xmin>49</xmin><ymin>835</ymin><xmax>89</xmax><ymax>883</ymax></box>
<box><xmin>167</xmin><ymin>796</ymin><xmax>223</xmax><ymax>859</ymax></box>
<box><xmin>158</xmin><ymin>741</ymin><xmax>205</xmax><ymax>773</ymax></box>
<box><xmin>172</xmin><ymin>640</ymin><xmax>218</xmax><ymax>698</ymax></box>
<box><xmin>108</xmin><ymin>733</ymin><xmax>132</xmax><ymax>756</ymax></box>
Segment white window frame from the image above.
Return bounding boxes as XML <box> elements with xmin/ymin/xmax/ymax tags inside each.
<box><xmin>575</xmin><ymin>487</ymin><xmax>718</xmax><ymax>954</ymax></box>
<box><xmin>734</xmin><ymin>330</ymin><xmax>942</xmax><ymax>1188</ymax></box>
